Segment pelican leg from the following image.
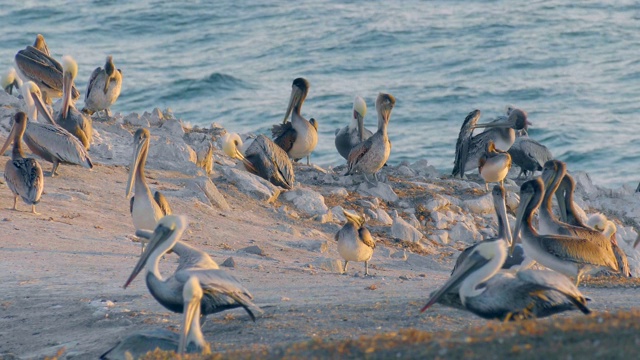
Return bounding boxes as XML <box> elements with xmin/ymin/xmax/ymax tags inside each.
<box><xmin>575</xmin><ymin>267</ymin><xmax>586</xmax><ymax>286</ymax></box>
<box><xmin>485</xmin><ymin>182</ymin><xmax>489</xmax><ymax>191</ymax></box>
<box><xmin>364</xmin><ymin>261</ymin><xmax>370</xmax><ymax>276</ymax></box>
<box><xmin>306</xmin><ymin>154</ymin><xmax>310</xmax><ymax>166</ymax></box>
<box><xmin>105</xmin><ymin>108</ymin><xmax>112</xmax><ymax>118</ymax></box>
<box><xmin>499</xmin><ymin>179</ymin><xmax>504</xmax><ymax>187</ymax></box>
<box><xmin>31</xmin><ymin>204</ymin><xmax>39</xmax><ymax>215</ymax></box>
<box><xmin>343</xmin><ymin>261</ymin><xmax>349</xmax><ymax>274</ymax></box>
<box><xmin>503</xmin><ymin>312</ymin><xmax>514</xmax><ymax>322</ymax></box>
<box><xmin>50</xmin><ymin>161</ymin><xmax>60</xmax><ymax>177</ymax></box>
<box><xmin>12</xmin><ymin>196</ymin><xmax>18</xmax><ymax>210</ymax></box>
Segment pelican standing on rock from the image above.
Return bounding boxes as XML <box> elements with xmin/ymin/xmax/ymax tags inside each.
<box><xmin>223</xmin><ymin>133</ymin><xmax>295</xmax><ymax>189</ymax></box>
<box><xmin>56</xmin><ymin>56</ymin><xmax>92</xmax><ymax>150</ymax></box>
<box><xmin>21</xmin><ymin>81</ymin><xmax>92</xmax><ymax>176</ymax></box>
<box><xmin>15</xmin><ymin>37</ymin><xmax>80</xmax><ymax>104</ymax></box>
<box><xmin>126</xmin><ymin>128</ymin><xmax>172</xmax><ymax>232</ymax></box>
<box><xmin>123</xmin><ymin>215</ymin><xmax>263</xmax><ymax>322</ymax></box>
<box><xmin>335</xmin><ymin>96</ymin><xmax>372</xmax><ymax>160</ymax></box>
<box><xmin>479</xmin><ymin>140</ymin><xmax>511</xmax><ymax>191</ymax></box>
<box><xmin>335</xmin><ymin>210</ymin><xmax>376</xmax><ymax>276</ymax></box>
<box><xmin>0</xmin><ymin>112</ymin><xmax>44</xmax><ymax>214</ymax></box>
<box><xmin>508</xmin><ymin>136</ymin><xmax>552</xmax><ymax>179</ymax></box>
<box><xmin>452</xmin><ymin>109</ymin><xmax>529</xmax><ymax>177</ymax></box>
<box><xmin>421</xmin><ymin>237</ymin><xmax>591</xmax><ymax>320</ymax></box>
<box><xmin>512</xmin><ymin>178</ymin><xmax>619</xmax><ymax>285</ymax></box>
<box><xmin>83</xmin><ymin>55</ymin><xmax>122</xmax><ymax>117</ymax></box>
<box><xmin>345</xmin><ymin>93</ymin><xmax>395</xmax><ymax>182</ymax></box>
<box><xmin>272</xmin><ymin>78</ymin><xmax>318</xmax><ymax>165</ymax></box>
<box><xmin>1</xmin><ymin>68</ymin><xmax>22</xmax><ymax>95</ymax></box>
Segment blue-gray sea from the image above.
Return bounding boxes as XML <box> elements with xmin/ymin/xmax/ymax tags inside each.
<box><xmin>2</xmin><ymin>1</ymin><xmax>639</xmax><ymax>187</ymax></box>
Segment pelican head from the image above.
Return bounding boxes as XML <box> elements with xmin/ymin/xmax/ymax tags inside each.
<box><xmin>179</xmin><ymin>276</ymin><xmax>206</xmax><ymax>354</ymax></box>
<box><xmin>221</xmin><ymin>132</ymin><xmax>245</xmax><ymax>160</ymax></box>
<box><xmin>21</xmin><ymin>81</ymin><xmax>55</xmax><ymax>125</ymax></box>
<box><xmin>541</xmin><ymin>160</ymin><xmax>566</xmax><ymax>192</ymax></box>
<box><xmin>587</xmin><ymin>214</ymin><xmax>617</xmax><ymax>242</ymax></box>
<box><xmin>491</xmin><ymin>184</ymin><xmax>513</xmax><ymax>245</ymax></box>
<box><xmin>104</xmin><ymin>56</ymin><xmax>116</xmax><ymax>93</ymax></box>
<box><xmin>421</xmin><ymin>238</ymin><xmax>506</xmax><ymax>312</ymax></box>
<box><xmin>1</xmin><ymin>68</ymin><xmax>21</xmax><ymax>95</ymax></box>
<box><xmin>352</xmin><ymin>96</ymin><xmax>367</xmax><ymax>125</ymax></box>
<box><xmin>473</xmin><ymin>108</ymin><xmax>531</xmax><ymax>130</ymax></box>
<box><xmin>511</xmin><ymin>178</ymin><xmax>544</xmax><ymax>254</ymax></box>
<box><xmin>309</xmin><ymin>118</ymin><xmax>318</xmax><ymax>131</ymax></box>
<box><xmin>61</xmin><ymin>55</ymin><xmax>78</xmax><ymax>119</ymax></box>
<box><xmin>0</xmin><ymin>112</ymin><xmax>28</xmax><ymax>156</ymax></box>
<box><xmin>343</xmin><ymin>210</ymin><xmax>365</xmax><ymax>228</ymax></box>
<box><xmin>123</xmin><ymin>215</ymin><xmax>188</xmax><ymax>288</ymax></box>
<box><xmin>375</xmin><ymin>92</ymin><xmax>396</xmax><ymax>129</ymax></box>
<box><xmin>33</xmin><ymin>34</ymin><xmax>50</xmax><ymax>56</ymax></box>
<box><xmin>282</xmin><ymin>77</ymin><xmax>310</xmax><ymax>124</ymax></box>
<box><xmin>125</xmin><ymin>128</ymin><xmax>151</xmax><ymax>198</ymax></box>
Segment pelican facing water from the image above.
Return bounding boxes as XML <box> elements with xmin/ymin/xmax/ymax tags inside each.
<box><xmin>421</xmin><ymin>237</ymin><xmax>591</xmax><ymax>321</ymax></box>
<box><xmin>335</xmin><ymin>96</ymin><xmax>373</xmax><ymax>160</ymax></box>
<box><xmin>479</xmin><ymin>140</ymin><xmax>511</xmax><ymax>191</ymax></box>
<box><xmin>336</xmin><ymin>210</ymin><xmax>376</xmax><ymax>276</ymax></box>
<box><xmin>124</xmin><ymin>216</ymin><xmax>262</xmax><ymax>322</ymax></box>
<box><xmin>0</xmin><ymin>112</ymin><xmax>44</xmax><ymax>214</ymax></box>
<box><xmin>56</xmin><ymin>56</ymin><xmax>92</xmax><ymax>150</ymax></box>
<box><xmin>21</xmin><ymin>82</ymin><xmax>93</xmax><ymax>176</ymax></box>
<box><xmin>83</xmin><ymin>56</ymin><xmax>122</xmax><ymax>117</ymax></box>
<box><xmin>223</xmin><ymin>133</ymin><xmax>295</xmax><ymax>189</ymax></box>
<box><xmin>508</xmin><ymin>136</ymin><xmax>552</xmax><ymax>178</ymax></box>
<box><xmin>272</xmin><ymin>78</ymin><xmax>318</xmax><ymax>165</ymax></box>
<box><xmin>452</xmin><ymin>109</ymin><xmax>529</xmax><ymax>177</ymax></box>
<box><xmin>512</xmin><ymin>178</ymin><xmax>619</xmax><ymax>285</ymax></box>
<box><xmin>345</xmin><ymin>93</ymin><xmax>395</xmax><ymax>182</ymax></box>
<box><xmin>1</xmin><ymin>68</ymin><xmax>22</xmax><ymax>95</ymax></box>
<box><xmin>126</xmin><ymin>128</ymin><xmax>172</xmax><ymax>232</ymax></box>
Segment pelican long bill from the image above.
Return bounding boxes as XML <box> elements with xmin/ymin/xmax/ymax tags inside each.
<box><xmin>61</xmin><ymin>63</ymin><xmax>74</xmax><ymax>119</ymax></box>
<box><xmin>29</xmin><ymin>87</ymin><xmax>56</xmax><ymax>125</ymax></box>
<box><xmin>125</xmin><ymin>135</ymin><xmax>148</xmax><ymax>198</ymax></box>
<box><xmin>511</xmin><ymin>189</ymin><xmax>535</xmax><ymax>255</ymax></box>
<box><xmin>178</xmin><ymin>278</ymin><xmax>203</xmax><ymax>354</ymax></box>
<box><xmin>282</xmin><ymin>84</ymin><xmax>302</xmax><ymax>124</ymax></box>
<box><xmin>123</xmin><ymin>222</ymin><xmax>175</xmax><ymax>288</ymax></box>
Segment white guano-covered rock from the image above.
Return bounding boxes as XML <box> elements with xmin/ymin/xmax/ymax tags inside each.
<box><xmin>449</xmin><ymin>221</ymin><xmax>482</xmax><ymax>243</ymax></box>
<box><xmin>221</xmin><ymin>166</ymin><xmax>280</xmax><ymax>203</ymax></box>
<box><xmin>464</xmin><ymin>193</ymin><xmax>494</xmax><ymax>215</ymax></box>
<box><xmin>146</xmin><ymin>134</ymin><xmax>197</xmax><ymax>171</ymax></box>
<box><xmin>376</xmin><ymin>208</ymin><xmax>393</xmax><ymax>225</ymax></box>
<box><xmin>424</xmin><ymin>195</ymin><xmax>450</xmax><ymax>212</ymax></box>
<box><xmin>391</xmin><ymin>210</ymin><xmax>423</xmax><ymax>242</ymax></box>
<box><xmin>357</xmin><ymin>182</ymin><xmax>399</xmax><ymax>203</ymax></box>
<box><xmin>282</xmin><ymin>187</ymin><xmax>328</xmax><ymax>217</ymax></box>
<box><xmin>185</xmin><ymin>176</ymin><xmax>230</xmax><ymax>211</ymax></box>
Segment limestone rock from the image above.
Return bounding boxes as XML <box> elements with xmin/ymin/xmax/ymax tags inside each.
<box><xmin>282</xmin><ymin>187</ymin><xmax>328</xmax><ymax>217</ymax></box>
<box><xmin>330</xmin><ymin>187</ymin><xmax>349</xmax><ymax>197</ymax></box>
<box><xmin>221</xmin><ymin>167</ymin><xmax>280</xmax><ymax>203</ymax></box>
<box><xmin>331</xmin><ymin>206</ymin><xmax>346</xmax><ymax>222</ymax></box>
<box><xmin>407</xmin><ymin>213</ymin><xmax>421</xmax><ymax>229</ymax></box>
<box><xmin>310</xmin><ymin>257</ymin><xmax>344</xmax><ymax>273</ymax></box>
<box><xmin>429</xmin><ymin>230</ymin><xmax>449</xmax><ymax>245</ymax></box>
<box><xmin>357</xmin><ymin>182</ymin><xmax>399</xmax><ymax>203</ymax></box>
<box><xmin>293</xmin><ymin>240</ymin><xmax>328</xmax><ymax>253</ymax></box>
<box><xmin>449</xmin><ymin>222</ymin><xmax>482</xmax><ymax>243</ymax></box>
<box><xmin>239</xmin><ymin>245</ymin><xmax>266</xmax><ymax>256</ymax></box>
<box><xmin>391</xmin><ymin>210</ymin><xmax>423</xmax><ymax>242</ymax></box>
<box><xmin>221</xmin><ymin>257</ymin><xmax>235</xmax><ymax>268</ymax></box>
<box><xmin>185</xmin><ymin>176</ymin><xmax>230</xmax><ymax>211</ymax></box>
<box><xmin>390</xmin><ymin>249</ymin><xmax>408</xmax><ymax>261</ymax></box>
<box><xmin>424</xmin><ymin>195</ymin><xmax>450</xmax><ymax>212</ymax></box>
<box><xmin>376</xmin><ymin>208</ymin><xmax>393</xmax><ymax>225</ymax></box>
<box><xmin>506</xmin><ymin>191</ymin><xmax>520</xmax><ymax>213</ymax></box>
<box><xmin>123</xmin><ymin>112</ymin><xmax>149</xmax><ymax>127</ymax></box>
<box><xmin>464</xmin><ymin>194</ymin><xmax>494</xmax><ymax>215</ymax></box>
<box><xmin>146</xmin><ymin>134</ymin><xmax>197</xmax><ymax>171</ymax></box>
<box><xmin>161</xmin><ymin>119</ymin><xmax>185</xmax><ymax>136</ymax></box>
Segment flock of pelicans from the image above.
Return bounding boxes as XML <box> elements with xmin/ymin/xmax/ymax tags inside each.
<box><xmin>0</xmin><ymin>34</ymin><xmax>637</xmax><ymax>358</ymax></box>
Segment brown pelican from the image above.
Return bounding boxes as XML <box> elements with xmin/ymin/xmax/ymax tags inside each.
<box><xmin>272</xmin><ymin>78</ymin><xmax>318</xmax><ymax>165</ymax></box>
<box><xmin>508</xmin><ymin>136</ymin><xmax>553</xmax><ymax>178</ymax></box>
<box><xmin>124</xmin><ymin>215</ymin><xmax>262</xmax><ymax>322</ymax></box>
<box><xmin>15</xmin><ymin>39</ymin><xmax>80</xmax><ymax>104</ymax></box>
<box><xmin>56</xmin><ymin>56</ymin><xmax>92</xmax><ymax>150</ymax></box>
<box><xmin>335</xmin><ymin>96</ymin><xmax>373</xmax><ymax>160</ymax></box>
<box><xmin>335</xmin><ymin>210</ymin><xmax>375</xmax><ymax>276</ymax></box>
<box><xmin>345</xmin><ymin>93</ymin><xmax>395</xmax><ymax>182</ymax></box>
<box><xmin>479</xmin><ymin>140</ymin><xmax>511</xmax><ymax>191</ymax></box>
<box><xmin>126</xmin><ymin>128</ymin><xmax>172</xmax><ymax>232</ymax></box>
<box><xmin>1</xmin><ymin>68</ymin><xmax>22</xmax><ymax>95</ymax></box>
<box><xmin>421</xmin><ymin>237</ymin><xmax>591</xmax><ymax>320</ymax></box>
<box><xmin>0</xmin><ymin>112</ymin><xmax>44</xmax><ymax>214</ymax></box>
<box><xmin>21</xmin><ymin>81</ymin><xmax>93</xmax><ymax>176</ymax></box>
<box><xmin>512</xmin><ymin>178</ymin><xmax>618</xmax><ymax>285</ymax></box>
<box><xmin>586</xmin><ymin>214</ymin><xmax>632</xmax><ymax>277</ymax></box>
<box><xmin>452</xmin><ymin>109</ymin><xmax>529</xmax><ymax>177</ymax></box>
<box><xmin>101</xmin><ymin>277</ymin><xmax>209</xmax><ymax>359</ymax></box>
<box><xmin>32</xmin><ymin>34</ymin><xmax>51</xmax><ymax>56</ymax></box>
<box><xmin>82</xmin><ymin>56</ymin><xmax>122</xmax><ymax>117</ymax></box>
<box><xmin>223</xmin><ymin>133</ymin><xmax>295</xmax><ymax>189</ymax></box>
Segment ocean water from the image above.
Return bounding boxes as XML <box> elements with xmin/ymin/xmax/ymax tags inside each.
<box><xmin>1</xmin><ymin>1</ymin><xmax>639</xmax><ymax>187</ymax></box>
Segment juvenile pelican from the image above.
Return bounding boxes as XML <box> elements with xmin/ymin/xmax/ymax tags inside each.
<box><xmin>1</xmin><ymin>68</ymin><xmax>22</xmax><ymax>95</ymax></box>
<box><xmin>101</xmin><ymin>277</ymin><xmax>209</xmax><ymax>359</ymax></box>
<box><xmin>421</xmin><ymin>237</ymin><xmax>591</xmax><ymax>320</ymax></box>
<box><xmin>479</xmin><ymin>140</ymin><xmax>511</xmax><ymax>191</ymax></box>
<box><xmin>223</xmin><ymin>133</ymin><xmax>295</xmax><ymax>189</ymax></box>
<box><xmin>512</xmin><ymin>179</ymin><xmax>619</xmax><ymax>285</ymax></box>
<box><xmin>126</xmin><ymin>128</ymin><xmax>172</xmax><ymax>232</ymax></box>
<box><xmin>345</xmin><ymin>93</ymin><xmax>395</xmax><ymax>182</ymax></box>
<box><xmin>586</xmin><ymin>214</ymin><xmax>632</xmax><ymax>278</ymax></box>
<box><xmin>555</xmin><ymin>174</ymin><xmax>588</xmax><ymax>226</ymax></box>
<box><xmin>0</xmin><ymin>112</ymin><xmax>44</xmax><ymax>214</ymax></box>
<box><xmin>15</xmin><ymin>40</ymin><xmax>80</xmax><ymax>104</ymax></box>
<box><xmin>335</xmin><ymin>210</ymin><xmax>375</xmax><ymax>276</ymax></box>
<box><xmin>83</xmin><ymin>56</ymin><xmax>122</xmax><ymax>117</ymax></box>
<box><xmin>335</xmin><ymin>96</ymin><xmax>373</xmax><ymax>160</ymax></box>
<box><xmin>21</xmin><ymin>82</ymin><xmax>93</xmax><ymax>176</ymax></box>
<box><xmin>452</xmin><ymin>109</ymin><xmax>529</xmax><ymax>177</ymax></box>
<box><xmin>508</xmin><ymin>136</ymin><xmax>553</xmax><ymax>178</ymax></box>
<box><xmin>124</xmin><ymin>215</ymin><xmax>262</xmax><ymax>321</ymax></box>
<box><xmin>272</xmin><ymin>78</ymin><xmax>318</xmax><ymax>165</ymax></box>
<box><xmin>56</xmin><ymin>56</ymin><xmax>92</xmax><ymax>150</ymax></box>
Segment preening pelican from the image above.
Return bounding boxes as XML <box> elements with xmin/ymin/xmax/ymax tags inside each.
<box><xmin>512</xmin><ymin>178</ymin><xmax>618</xmax><ymax>285</ymax></box>
<box><xmin>33</xmin><ymin>34</ymin><xmax>50</xmax><ymax>56</ymax></box>
<box><xmin>335</xmin><ymin>96</ymin><xmax>373</xmax><ymax>160</ymax></box>
<box><xmin>452</xmin><ymin>109</ymin><xmax>529</xmax><ymax>177</ymax></box>
<box><xmin>223</xmin><ymin>133</ymin><xmax>295</xmax><ymax>189</ymax></box>
<box><xmin>83</xmin><ymin>55</ymin><xmax>122</xmax><ymax>117</ymax></box>
<box><xmin>586</xmin><ymin>214</ymin><xmax>632</xmax><ymax>278</ymax></box>
<box><xmin>0</xmin><ymin>112</ymin><xmax>44</xmax><ymax>214</ymax></box>
<box><xmin>15</xmin><ymin>37</ymin><xmax>80</xmax><ymax>104</ymax></box>
<box><xmin>335</xmin><ymin>210</ymin><xmax>375</xmax><ymax>276</ymax></box>
<box><xmin>272</xmin><ymin>78</ymin><xmax>318</xmax><ymax>165</ymax></box>
<box><xmin>21</xmin><ymin>81</ymin><xmax>92</xmax><ymax>176</ymax></box>
<box><xmin>478</xmin><ymin>140</ymin><xmax>511</xmax><ymax>191</ymax></box>
<box><xmin>1</xmin><ymin>68</ymin><xmax>22</xmax><ymax>95</ymax></box>
<box><xmin>345</xmin><ymin>93</ymin><xmax>395</xmax><ymax>182</ymax></box>
<box><xmin>123</xmin><ymin>215</ymin><xmax>262</xmax><ymax>322</ymax></box>
<box><xmin>126</xmin><ymin>128</ymin><xmax>172</xmax><ymax>232</ymax></box>
<box><xmin>56</xmin><ymin>56</ymin><xmax>92</xmax><ymax>150</ymax></box>
<box><xmin>100</xmin><ymin>277</ymin><xmax>210</xmax><ymax>359</ymax></box>
<box><xmin>421</xmin><ymin>238</ymin><xmax>591</xmax><ymax>320</ymax></box>
<box><xmin>508</xmin><ymin>136</ymin><xmax>552</xmax><ymax>178</ymax></box>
